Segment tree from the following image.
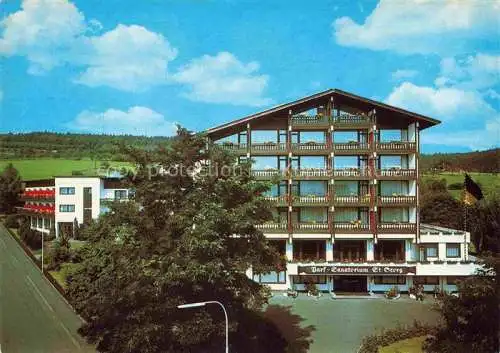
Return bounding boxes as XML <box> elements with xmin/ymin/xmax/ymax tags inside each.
<box><xmin>468</xmin><ymin>198</ymin><xmax>500</xmax><ymax>254</ymax></box>
<box><xmin>0</xmin><ymin>163</ymin><xmax>22</xmax><ymax>214</ymax></box>
<box><xmin>424</xmin><ymin>256</ymin><xmax>499</xmax><ymax>353</ymax></box>
<box><xmin>66</xmin><ymin>128</ymin><xmax>288</xmax><ymax>353</ymax></box>
<box><xmin>420</xmin><ymin>178</ymin><xmax>462</xmax><ymax>229</ymax></box>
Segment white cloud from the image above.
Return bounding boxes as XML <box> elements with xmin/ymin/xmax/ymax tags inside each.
<box><xmin>0</xmin><ymin>0</ymin><xmax>86</xmax><ymax>73</ymax></box>
<box><xmin>69</xmin><ymin>106</ymin><xmax>177</xmax><ymax>136</ymax></box>
<box><xmin>1</xmin><ymin>0</ymin><xmax>178</xmax><ymax>91</ymax></box>
<box><xmin>391</xmin><ymin>69</ymin><xmax>418</xmax><ymax>81</ymax></box>
<box><xmin>386</xmin><ymin>82</ymin><xmax>500</xmax><ymax>150</ymax></box>
<box><xmin>333</xmin><ymin>0</ymin><xmax>500</xmax><ymax>55</ymax></box>
<box><xmin>173</xmin><ymin>52</ymin><xmax>272</xmax><ymax>106</ymax></box>
<box><xmin>75</xmin><ymin>25</ymin><xmax>177</xmax><ymax>91</ymax></box>
<box><xmin>435</xmin><ymin>54</ymin><xmax>500</xmax><ymax>90</ymax></box>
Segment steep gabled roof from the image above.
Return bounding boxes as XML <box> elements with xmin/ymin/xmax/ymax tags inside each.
<box><xmin>206</xmin><ymin>88</ymin><xmax>440</xmax><ymax>139</ymax></box>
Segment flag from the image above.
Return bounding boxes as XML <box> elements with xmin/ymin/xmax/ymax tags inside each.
<box><xmin>463</xmin><ymin>174</ymin><xmax>483</xmax><ymax>205</ymax></box>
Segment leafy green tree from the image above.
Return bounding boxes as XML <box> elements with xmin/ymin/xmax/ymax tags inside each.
<box><xmin>420</xmin><ymin>178</ymin><xmax>462</xmax><ymax>229</ymax></box>
<box><xmin>468</xmin><ymin>198</ymin><xmax>500</xmax><ymax>254</ymax></box>
<box><xmin>67</xmin><ymin>128</ymin><xmax>288</xmax><ymax>353</ymax></box>
<box><xmin>0</xmin><ymin>163</ymin><xmax>22</xmax><ymax>214</ymax></box>
<box><xmin>424</xmin><ymin>256</ymin><xmax>499</xmax><ymax>353</ymax></box>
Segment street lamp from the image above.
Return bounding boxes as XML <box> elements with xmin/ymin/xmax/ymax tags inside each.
<box><xmin>177</xmin><ymin>301</ymin><xmax>229</xmax><ymax>353</ymax></box>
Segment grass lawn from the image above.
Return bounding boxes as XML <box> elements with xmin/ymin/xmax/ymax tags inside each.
<box><xmin>0</xmin><ymin>158</ymin><xmax>132</xmax><ymax>180</ymax></box>
<box><xmin>49</xmin><ymin>262</ymin><xmax>81</xmax><ymax>289</ymax></box>
<box><xmin>379</xmin><ymin>336</ymin><xmax>426</xmax><ymax>353</ymax></box>
<box><xmin>267</xmin><ymin>295</ymin><xmax>440</xmax><ymax>353</ymax></box>
<box><xmin>423</xmin><ymin>172</ymin><xmax>500</xmax><ymax>200</ymax></box>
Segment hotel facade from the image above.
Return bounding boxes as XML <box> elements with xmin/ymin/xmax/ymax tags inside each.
<box><xmin>206</xmin><ymin>89</ymin><xmax>477</xmax><ymax>294</ymax></box>
<box><xmin>17</xmin><ymin>176</ymin><xmax>129</xmax><ymax>238</ymax></box>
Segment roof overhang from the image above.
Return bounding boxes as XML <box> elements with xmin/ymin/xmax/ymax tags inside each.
<box><xmin>205</xmin><ymin>88</ymin><xmax>440</xmax><ymax>140</ymax></box>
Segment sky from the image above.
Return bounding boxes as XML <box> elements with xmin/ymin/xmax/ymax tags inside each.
<box><xmin>1</xmin><ymin>0</ymin><xmax>499</xmax><ymax>153</ymax></box>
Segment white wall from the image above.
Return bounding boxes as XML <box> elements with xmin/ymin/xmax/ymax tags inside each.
<box><xmin>55</xmin><ymin>177</ymin><xmax>101</xmax><ymax>237</ymax></box>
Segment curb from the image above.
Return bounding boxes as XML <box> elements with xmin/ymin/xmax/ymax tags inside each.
<box><xmin>1</xmin><ymin>223</ymin><xmax>87</xmax><ymax>324</ymax></box>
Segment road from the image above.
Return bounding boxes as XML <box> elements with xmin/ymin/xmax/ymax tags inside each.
<box><xmin>0</xmin><ymin>225</ymin><xmax>94</xmax><ymax>353</ymax></box>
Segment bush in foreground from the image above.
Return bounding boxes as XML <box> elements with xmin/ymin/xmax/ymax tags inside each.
<box><xmin>358</xmin><ymin>321</ymin><xmax>435</xmax><ymax>353</ymax></box>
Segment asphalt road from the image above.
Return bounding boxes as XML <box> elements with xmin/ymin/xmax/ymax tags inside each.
<box><xmin>0</xmin><ymin>225</ymin><xmax>94</xmax><ymax>353</ymax></box>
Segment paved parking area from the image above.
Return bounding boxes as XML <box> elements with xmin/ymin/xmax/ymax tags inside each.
<box><xmin>268</xmin><ymin>294</ymin><xmax>440</xmax><ymax>353</ymax></box>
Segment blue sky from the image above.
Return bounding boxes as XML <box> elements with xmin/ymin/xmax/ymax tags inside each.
<box><xmin>1</xmin><ymin>0</ymin><xmax>499</xmax><ymax>153</ymax></box>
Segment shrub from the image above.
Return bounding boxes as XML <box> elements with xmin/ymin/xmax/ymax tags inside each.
<box><xmin>4</xmin><ymin>214</ymin><xmax>21</xmax><ymax>228</ymax></box>
<box><xmin>385</xmin><ymin>286</ymin><xmax>400</xmax><ymax>299</ymax></box>
<box><xmin>46</xmin><ymin>241</ymin><xmax>72</xmax><ymax>271</ymax></box>
<box><xmin>358</xmin><ymin>321</ymin><xmax>436</xmax><ymax>353</ymax></box>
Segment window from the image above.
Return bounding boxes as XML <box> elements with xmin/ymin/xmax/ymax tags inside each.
<box><xmin>335</xmin><ymin>181</ymin><xmax>359</xmax><ymax>196</ymax></box>
<box><xmin>43</xmin><ymin>218</ymin><xmax>50</xmax><ymax>229</ymax></box>
<box><xmin>425</xmin><ymin>245</ymin><xmax>438</xmax><ymax>258</ymax></box>
<box><xmin>31</xmin><ymin>216</ymin><xmax>36</xmax><ymax>227</ymax></box>
<box><xmin>293</xmin><ymin>275</ymin><xmax>327</xmax><ymax>284</ymax></box>
<box><xmin>380</xmin><ymin>208</ymin><xmax>409</xmax><ymax>223</ymax></box>
<box><xmin>373</xmin><ymin>276</ymin><xmax>406</xmax><ymax>285</ymax></box>
<box><xmin>253</xmin><ymin>271</ymin><xmax>286</xmax><ymax>284</ymax></box>
<box><xmin>293</xmin><ymin>181</ymin><xmax>327</xmax><ymax>197</ymax></box>
<box><xmin>300</xmin><ymin>208</ymin><xmax>328</xmax><ymax>223</ymax></box>
<box><xmin>59</xmin><ymin>204</ymin><xmax>75</xmax><ymax>212</ymax></box>
<box><xmin>114</xmin><ymin>190</ymin><xmax>127</xmax><ymax>200</ymax></box>
<box><xmin>59</xmin><ymin>187</ymin><xmax>75</xmax><ymax>195</ymax></box>
<box><xmin>414</xmin><ymin>276</ymin><xmax>439</xmax><ymax>285</ymax></box>
<box><xmin>37</xmin><ymin>217</ymin><xmax>42</xmax><ymax>228</ymax></box>
<box><xmin>446</xmin><ymin>244</ymin><xmax>460</xmax><ymax>258</ymax></box>
<box><xmin>379</xmin><ymin>181</ymin><xmax>409</xmax><ymax>196</ymax></box>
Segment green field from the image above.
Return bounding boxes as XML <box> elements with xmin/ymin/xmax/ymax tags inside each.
<box><xmin>423</xmin><ymin>172</ymin><xmax>500</xmax><ymax>200</ymax></box>
<box><xmin>0</xmin><ymin>159</ymin><xmax>132</xmax><ymax>180</ymax></box>
<box><xmin>379</xmin><ymin>336</ymin><xmax>426</xmax><ymax>353</ymax></box>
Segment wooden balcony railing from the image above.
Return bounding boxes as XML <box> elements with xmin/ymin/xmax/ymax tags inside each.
<box><xmin>256</xmin><ymin>223</ymin><xmax>288</xmax><ymax>233</ymax></box>
<box><xmin>378</xmin><ymin>196</ymin><xmax>416</xmax><ymax>205</ymax></box>
<box><xmin>332</xmin><ymin>114</ymin><xmax>371</xmax><ymax>125</ymax></box>
<box><xmin>291</xmin><ymin>114</ymin><xmax>329</xmax><ymax>126</ymax></box>
<box><xmin>332</xmin><ymin>168</ymin><xmax>370</xmax><ymax>177</ymax></box>
<box><xmin>377</xmin><ymin>222</ymin><xmax>416</xmax><ymax>233</ymax></box>
<box><xmin>251</xmin><ymin>142</ymin><xmax>286</xmax><ymax>152</ymax></box>
<box><xmin>251</xmin><ymin>169</ymin><xmax>284</xmax><ymax>178</ymax></box>
<box><xmin>293</xmin><ymin>195</ymin><xmax>329</xmax><ymax>205</ymax></box>
<box><xmin>334</xmin><ymin>195</ymin><xmax>370</xmax><ymax>205</ymax></box>
<box><xmin>291</xmin><ymin>169</ymin><xmax>330</xmax><ymax>178</ymax></box>
<box><xmin>293</xmin><ymin>223</ymin><xmax>329</xmax><ymax>232</ymax></box>
<box><xmin>376</xmin><ymin>141</ymin><xmax>416</xmax><ymax>152</ymax></box>
<box><xmin>333</xmin><ymin>142</ymin><xmax>369</xmax><ymax>152</ymax></box>
<box><xmin>333</xmin><ymin>222</ymin><xmax>370</xmax><ymax>232</ymax></box>
<box><xmin>218</xmin><ymin>143</ymin><xmax>247</xmax><ymax>152</ymax></box>
<box><xmin>377</xmin><ymin>169</ymin><xmax>416</xmax><ymax>178</ymax></box>
<box><xmin>292</xmin><ymin>142</ymin><xmax>329</xmax><ymax>151</ymax></box>
<box><xmin>263</xmin><ymin>195</ymin><xmax>288</xmax><ymax>205</ymax></box>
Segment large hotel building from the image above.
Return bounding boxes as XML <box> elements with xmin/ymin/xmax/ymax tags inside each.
<box><xmin>18</xmin><ymin>89</ymin><xmax>477</xmax><ymax>294</ymax></box>
<box><xmin>206</xmin><ymin>89</ymin><xmax>476</xmax><ymax>294</ymax></box>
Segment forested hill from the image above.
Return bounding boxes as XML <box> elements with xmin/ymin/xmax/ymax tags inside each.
<box><xmin>0</xmin><ymin>132</ymin><xmax>173</xmax><ymax>161</ymax></box>
<box><xmin>420</xmin><ymin>148</ymin><xmax>500</xmax><ymax>173</ymax></box>
<box><xmin>1</xmin><ymin>132</ymin><xmax>499</xmax><ymax>173</ymax></box>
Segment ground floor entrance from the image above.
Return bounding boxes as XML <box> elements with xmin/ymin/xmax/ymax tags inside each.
<box><xmin>333</xmin><ymin>276</ymin><xmax>367</xmax><ymax>292</ymax></box>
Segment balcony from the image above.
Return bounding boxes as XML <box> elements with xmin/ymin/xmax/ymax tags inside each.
<box><xmin>291</xmin><ymin>142</ymin><xmax>329</xmax><ymax>154</ymax></box>
<box><xmin>333</xmin><ymin>222</ymin><xmax>370</xmax><ymax>233</ymax></box>
<box><xmin>251</xmin><ymin>142</ymin><xmax>287</xmax><ymax>155</ymax></box>
<box><xmin>256</xmin><ymin>223</ymin><xmax>288</xmax><ymax>233</ymax></box>
<box><xmin>291</xmin><ymin>168</ymin><xmax>330</xmax><ymax>179</ymax></box>
<box><xmin>15</xmin><ymin>205</ymin><xmax>55</xmax><ymax>217</ymax></box>
<box><xmin>292</xmin><ymin>195</ymin><xmax>330</xmax><ymax>206</ymax></box>
<box><xmin>378</xmin><ymin>195</ymin><xmax>416</xmax><ymax>206</ymax></box>
<box><xmin>332</xmin><ymin>142</ymin><xmax>370</xmax><ymax>154</ymax></box>
<box><xmin>291</xmin><ymin>114</ymin><xmax>330</xmax><ymax>129</ymax></box>
<box><xmin>332</xmin><ymin>167</ymin><xmax>370</xmax><ymax>179</ymax></box>
<box><xmin>332</xmin><ymin>114</ymin><xmax>371</xmax><ymax>129</ymax></box>
<box><xmin>218</xmin><ymin>142</ymin><xmax>247</xmax><ymax>154</ymax></box>
<box><xmin>20</xmin><ymin>190</ymin><xmax>55</xmax><ymax>202</ymax></box>
<box><xmin>376</xmin><ymin>141</ymin><xmax>416</xmax><ymax>154</ymax></box>
<box><xmin>293</xmin><ymin>222</ymin><xmax>329</xmax><ymax>233</ymax></box>
<box><xmin>377</xmin><ymin>222</ymin><xmax>416</xmax><ymax>233</ymax></box>
<box><xmin>333</xmin><ymin>195</ymin><xmax>370</xmax><ymax>206</ymax></box>
<box><xmin>262</xmin><ymin>195</ymin><xmax>288</xmax><ymax>206</ymax></box>
<box><xmin>376</xmin><ymin>168</ymin><xmax>416</xmax><ymax>179</ymax></box>
<box><xmin>251</xmin><ymin>169</ymin><xmax>285</xmax><ymax>180</ymax></box>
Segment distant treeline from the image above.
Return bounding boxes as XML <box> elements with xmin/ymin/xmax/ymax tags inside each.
<box><xmin>2</xmin><ymin>132</ymin><xmax>499</xmax><ymax>172</ymax></box>
<box><xmin>421</xmin><ymin>148</ymin><xmax>499</xmax><ymax>173</ymax></box>
<box><xmin>0</xmin><ymin>132</ymin><xmax>173</xmax><ymax>161</ymax></box>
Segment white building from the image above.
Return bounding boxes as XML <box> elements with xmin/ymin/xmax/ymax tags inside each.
<box><xmin>19</xmin><ymin>176</ymin><xmax>129</xmax><ymax>238</ymax></box>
